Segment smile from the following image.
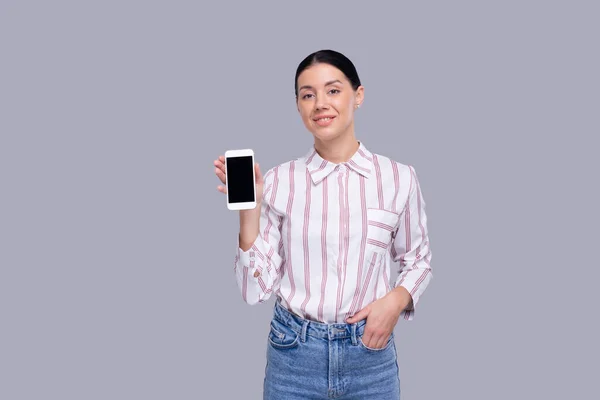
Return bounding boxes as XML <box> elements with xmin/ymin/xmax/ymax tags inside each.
<box><xmin>313</xmin><ymin>116</ymin><xmax>336</xmax><ymax>127</ymax></box>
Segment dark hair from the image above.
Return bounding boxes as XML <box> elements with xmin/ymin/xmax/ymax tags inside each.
<box><xmin>294</xmin><ymin>49</ymin><xmax>362</xmax><ymax>97</ymax></box>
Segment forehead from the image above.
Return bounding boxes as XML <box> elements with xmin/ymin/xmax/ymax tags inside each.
<box><xmin>297</xmin><ymin>63</ymin><xmax>348</xmax><ymax>88</ymax></box>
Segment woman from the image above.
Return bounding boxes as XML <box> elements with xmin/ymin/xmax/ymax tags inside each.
<box><xmin>214</xmin><ymin>49</ymin><xmax>432</xmax><ymax>399</ymax></box>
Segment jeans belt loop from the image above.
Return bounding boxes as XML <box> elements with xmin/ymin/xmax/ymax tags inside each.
<box><xmin>351</xmin><ymin>323</ymin><xmax>358</xmax><ymax>346</ymax></box>
<box><xmin>301</xmin><ymin>320</ymin><xmax>309</xmax><ymax>343</ymax></box>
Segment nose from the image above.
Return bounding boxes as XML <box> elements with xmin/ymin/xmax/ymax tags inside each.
<box><xmin>315</xmin><ymin>100</ymin><xmax>329</xmax><ymax>111</ymax></box>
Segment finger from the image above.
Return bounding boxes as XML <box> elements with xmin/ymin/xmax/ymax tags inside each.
<box><xmin>215</xmin><ymin>168</ymin><xmax>226</xmax><ymax>185</ymax></box>
<box><xmin>346</xmin><ymin>306</ymin><xmax>369</xmax><ymax>323</ymax></box>
<box><xmin>214</xmin><ymin>159</ymin><xmax>226</xmax><ymax>174</ymax></box>
<box><xmin>362</xmin><ymin>330</ymin><xmax>373</xmax><ymax>348</ymax></box>
<box><xmin>255</xmin><ymin>162</ymin><xmax>263</xmax><ymax>184</ymax></box>
<box><xmin>374</xmin><ymin>335</ymin><xmax>387</xmax><ymax>349</ymax></box>
<box><xmin>215</xmin><ymin>167</ymin><xmax>226</xmax><ymax>180</ymax></box>
<box><xmin>217</xmin><ymin>185</ymin><xmax>227</xmax><ymax>194</ymax></box>
<box><xmin>367</xmin><ymin>334</ymin><xmax>381</xmax><ymax>349</ymax></box>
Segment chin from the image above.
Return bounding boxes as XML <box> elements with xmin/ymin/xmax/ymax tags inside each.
<box><xmin>311</xmin><ymin>130</ymin><xmax>343</xmax><ymax>143</ymax></box>
<box><xmin>311</xmin><ymin>124</ymin><xmax>350</xmax><ymax>141</ymax></box>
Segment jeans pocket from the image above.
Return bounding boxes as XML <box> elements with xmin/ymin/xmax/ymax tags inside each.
<box><xmin>359</xmin><ymin>332</ymin><xmax>394</xmax><ymax>352</ymax></box>
<box><xmin>268</xmin><ymin>317</ymin><xmax>299</xmax><ymax>350</ymax></box>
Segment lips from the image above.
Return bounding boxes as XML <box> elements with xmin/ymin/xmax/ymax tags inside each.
<box><xmin>313</xmin><ymin>115</ymin><xmax>336</xmax><ymax>127</ymax></box>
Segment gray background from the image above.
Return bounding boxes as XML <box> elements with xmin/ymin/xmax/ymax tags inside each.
<box><xmin>1</xmin><ymin>1</ymin><xmax>598</xmax><ymax>399</ymax></box>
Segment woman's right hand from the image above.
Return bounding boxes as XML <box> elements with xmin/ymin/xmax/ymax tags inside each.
<box><xmin>213</xmin><ymin>155</ymin><xmax>265</xmax><ymax>205</ymax></box>
<box><xmin>214</xmin><ymin>155</ymin><xmax>264</xmax><ymax>254</ymax></box>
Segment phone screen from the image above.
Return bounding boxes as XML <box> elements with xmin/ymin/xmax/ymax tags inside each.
<box><xmin>226</xmin><ymin>155</ymin><xmax>255</xmax><ymax>203</ymax></box>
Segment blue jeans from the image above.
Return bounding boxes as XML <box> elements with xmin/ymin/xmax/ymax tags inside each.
<box><xmin>263</xmin><ymin>299</ymin><xmax>401</xmax><ymax>399</ymax></box>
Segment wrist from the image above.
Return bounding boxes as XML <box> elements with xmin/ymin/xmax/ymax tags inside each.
<box><xmin>239</xmin><ymin>206</ymin><xmax>260</xmax><ymax>251</ymax></box>
<box><xmin>389</xmin><ymin>286</ymin><xmax>413</xmax><ymax>312</ymax></box>
<box><xmin>239</xmin><ymin>201</ymin><xmax>261</xmax><ymax>218</ymax></box>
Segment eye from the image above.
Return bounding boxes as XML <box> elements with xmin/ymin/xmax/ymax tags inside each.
<box><xmin>328</xmin><ymin>89</ymin><xmax>340</xmax><ymax>94</ymax></box>
<box><xmin>302</xmin><ymin>93</ymin><xmax>314</xmax><ymax>99</ymax></box>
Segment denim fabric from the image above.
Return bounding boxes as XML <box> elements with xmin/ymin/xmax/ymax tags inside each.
<box><xmin>263</xmin><ymin>299</ymin><xmax>401</xmax><ymax>399</ymax></box>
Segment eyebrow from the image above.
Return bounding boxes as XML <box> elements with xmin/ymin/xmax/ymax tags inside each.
<box><xmin>298</xmin><ymin>79</ymin><xmax>343</xmax><ymax>92</ymax></box>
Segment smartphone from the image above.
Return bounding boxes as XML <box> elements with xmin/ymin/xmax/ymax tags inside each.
<box><xmin>224</xmin><ymin>149</ymin><xmax>257</xmax><ymax>210</ymax></box>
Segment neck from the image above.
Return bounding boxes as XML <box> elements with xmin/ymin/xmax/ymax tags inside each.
<box><xmin>314</xmin><ymin>129</ymin><xmax>359</xmax><ymax>164</ymax></box>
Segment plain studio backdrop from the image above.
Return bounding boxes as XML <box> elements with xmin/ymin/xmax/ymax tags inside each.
<box><xmin>1</xmin><ymin>1</ymin><xmax>598</xmax><ymax>399</ymax></box>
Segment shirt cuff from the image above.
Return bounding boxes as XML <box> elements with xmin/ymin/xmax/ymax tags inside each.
<box><xmin>395</xmin><ymin>269</ymin><xmax>432</xmax><ymax>321</ymax></box>
<box><xmin>235</xmin><ymin>236</ymin><xmax>266</xmax><ymax>278</ymax></box>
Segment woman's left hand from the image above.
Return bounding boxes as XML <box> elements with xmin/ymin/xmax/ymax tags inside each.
<box><xmin>346</xmin><ymin>287</ymin><xmax>413</xmax><ymax>349</ymax></box>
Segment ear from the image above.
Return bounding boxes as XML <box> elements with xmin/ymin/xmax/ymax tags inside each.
<box><xmin>355</xmin><ymin>85</ymin><xmax>365</xmax><ymax>108</ymax></box>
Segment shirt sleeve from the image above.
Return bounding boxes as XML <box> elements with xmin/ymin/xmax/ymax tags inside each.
<box><xmin>392</xmin><ymin>165</ymin><xmax>433</xmax><ymax>321</ymax></box>
<box><xmin>233</xmin><ymin>170</ymin><xmax>284</xmax><ymax>305</ymax></box>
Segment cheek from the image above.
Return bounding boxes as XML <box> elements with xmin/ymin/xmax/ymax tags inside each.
<box><xmin>335</xmin><ymin>97</ymin><xmax>354</xmax><ymax>114</ymax></box>
<box><xmin>299</xmin><ymin>107</ymin><xmax>312</xmax><ymax>122</ymax></box>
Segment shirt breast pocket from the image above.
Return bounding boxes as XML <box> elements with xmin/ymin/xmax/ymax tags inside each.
<box><xmin>366</xmin><ymin>208</ymin><xmax>399</xmax><ymax>255</ymax></box>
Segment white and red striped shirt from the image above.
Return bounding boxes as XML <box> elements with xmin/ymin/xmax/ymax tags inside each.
<box><xmin>233</xmin><ymin>141</ymin><xmax>432</xmax><ymax>323</ymax></box>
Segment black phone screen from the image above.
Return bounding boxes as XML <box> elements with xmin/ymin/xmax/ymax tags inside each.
<box><xmin>226</xmin><ymin>156</ymin><xmax>255</xmax><ymax>203</ymax></box>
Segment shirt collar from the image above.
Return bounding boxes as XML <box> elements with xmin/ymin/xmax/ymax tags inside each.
<box><xmin>304</xmin><ymin>141</ymin><xmax>373</xmax><ymax>185</ymax></box>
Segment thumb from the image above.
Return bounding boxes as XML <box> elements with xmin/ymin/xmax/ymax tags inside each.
<box><xmin>255</xmin><ymin>162</ymin><xmax>263</xmax><ymax>184</ymax></box>
<box><xmin>346</xmin><ymin>306</ymin><xmax>370</xmax><ymax>323</ymax></box>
